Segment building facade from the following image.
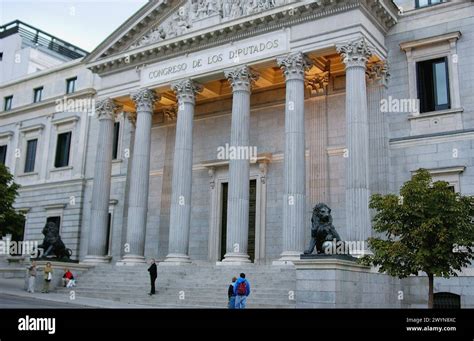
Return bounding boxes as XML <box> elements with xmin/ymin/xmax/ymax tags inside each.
<box><xmin>1</xmin><ymin>0</ymin><xmax>473</xmax><ymax>307</ymax></box>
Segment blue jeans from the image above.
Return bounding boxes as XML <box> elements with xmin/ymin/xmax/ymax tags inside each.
<box><xmin>235</xmin><ymin>295</ymin><xmax>247</xmax><ymax>309</ymax></box>
<box><xmin>228</xmin><ymin>296</ymin><xmax>236</xmax><ymax>309</ymax></box>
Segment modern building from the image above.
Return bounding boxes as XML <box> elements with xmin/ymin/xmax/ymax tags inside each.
<box><xmin>0</xmin><ymin>20</ymin><xmax>96</xmax><ymax>257</ymax></box>
<box><xmin>1</xmin><ymin>0</ymin><xmax>473</xmax><ymax>308</ymax></box>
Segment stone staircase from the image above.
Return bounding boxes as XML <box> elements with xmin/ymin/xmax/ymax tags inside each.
<box><xmin>56</xmin><ymin>263</ymin><xmax>297</xmax><ymax>308</ymax></box>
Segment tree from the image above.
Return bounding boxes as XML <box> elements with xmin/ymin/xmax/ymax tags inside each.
<box><xmin>0</xmin><ymin>164</ymin><xmax>25</xmax><ymax>242</ymax></box>
<box><xmin>360</xmin><ymin>169</ymin><xmax>474</xmax><ymax>308</ymax></box>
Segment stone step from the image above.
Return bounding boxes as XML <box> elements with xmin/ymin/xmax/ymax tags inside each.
<box><xmin>78</xmin><ymin>278</ymin><xmax>295</xmax><ymax>285</ymax></box>
<box><xmin>60</xmin><ymin>263</ymin><xmax>297</xmax><ymax>308</ymax></box>
<box><xmin>60</xmin><ymin>292</ymin><xmax>295</xmax><ymax>307</ymax></box>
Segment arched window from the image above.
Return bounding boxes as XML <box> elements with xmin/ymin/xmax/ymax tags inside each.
<box><xmin>433</xmin><ymin>292</ymin><xmax>461</xmax><ymax>309</ymax></box>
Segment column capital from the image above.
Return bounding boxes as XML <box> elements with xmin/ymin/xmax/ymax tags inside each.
<box><xmin>95</xmin><ymin>98</ymin><xmax>121</xmax><ymax>121</ymax></box>
<box><xmin>277</xmin><ymin>52</ymin><xmax>313</xmax><ymax>81</ymax></box>
<box><xmin>336</xmin><ymin>38</ymin><xmax>373</xmax><ymax>68</ymax></box>
<box><xmin>366</xmin><ymin>60</ymin><xmax>390</xmax><ymax>86</ymax></box>
<box><xmin>307</xmin><ymin>71</ymin><xmax>329</xmax><ymax>96</ymax></box>
<box><xmin>131</xmin><ymin>88</ymin><xmax>160</xmax><ymax>112</ymax></box>
<box><xmin>224</xmin><ymin>65</ymin><xmax>259</xmax><ymax>92</ymax></box>
<box><xmin>171</xmin><ymin>79</ymin><xmax>203</xmax><ymax>105</ymax></box>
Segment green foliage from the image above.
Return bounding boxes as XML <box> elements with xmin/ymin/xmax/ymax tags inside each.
<box><xmin>0</xmin><ymin>163</ymin><xmax>25</xmax><ymax>240</ymax></box>
<box><xmin>361</xmin><ymin>169</ymin><xmax>474</xmax><ymax>279</ymax></box>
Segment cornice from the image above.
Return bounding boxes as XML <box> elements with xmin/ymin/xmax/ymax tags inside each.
<box><xmin>400</xmin><ymin>31</ymin><xmax>462</xmax><ymax>51</ymax></box>
<box><xmin>0</xmin><ymin>88</ymin><xmax>97</xmax><ymax>118</ymax></box>
<box><xmin>88</xmin><ymin>0</ymin><xmax>397</xmax><ymax>76</ymax></box>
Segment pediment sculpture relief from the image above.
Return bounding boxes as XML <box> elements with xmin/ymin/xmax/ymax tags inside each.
<box><xmin>130</xmin><ymin>0</ymin><xmax>295</xmax><ymax>49</ymax></box>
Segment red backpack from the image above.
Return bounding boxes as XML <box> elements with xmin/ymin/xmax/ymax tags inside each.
<box><xmin>237</xmin><ymin>280</ymin><xmax>247</xmax><ymax>296</ymax></box>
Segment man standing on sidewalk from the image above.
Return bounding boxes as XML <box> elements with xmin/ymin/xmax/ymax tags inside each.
<box><xmin>233</xmin><ymin>273</ymin><xmax>250</xmax><ymax>309</ymax></box>
<box><xmin>148</xmin><ymin>259</ymin><xmax>157</xmax><ymax>296</ymax></box>
<box><xmin>27</xmin><ymin>261</ymin><xmax>37</xmax><ymax>293</ymax></box>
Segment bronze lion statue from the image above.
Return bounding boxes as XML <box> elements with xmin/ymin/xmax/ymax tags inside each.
<box><xmin>37</xmin><ymin>221</ymin><xmax>72</xmax><ymax>260</ymax></box>
<box><xmin>304</xmin><ymin>203</ymin><xmax>342</xmax><ymax>255</ymax></box>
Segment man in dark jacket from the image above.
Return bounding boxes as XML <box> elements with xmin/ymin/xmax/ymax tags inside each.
<box><xmin>228</xmin><ymin>277</ymin><xmax>237</xmax><ymax>309</ymax></box>
<box><xmin>148</xmin><ymin>259</ymin><xmax>157</xmax><ymax>295</ymax></box>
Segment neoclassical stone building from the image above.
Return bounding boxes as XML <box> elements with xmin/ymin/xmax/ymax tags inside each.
<box><xmin>81</xmin><ymin>0</ymin><xmax>400</xmax><ymax>265</ymax></box>
<box><xmin>1</xmin><ymin>0</ymin><xmax>473</xmax><ymax>307</ymax></box>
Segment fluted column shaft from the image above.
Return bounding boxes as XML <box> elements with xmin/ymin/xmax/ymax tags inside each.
<box><xmin>85</xmin><ymin>98</ymin><xmax>119</xmax><ymax>263</ymax></box>
<box><xmin>337</xmin><ymin>38</ymin><xmax>372</xmax><ymax>247</ymax></box>
<box><xmin>222</xmin><ymin>66</ymin><xmax>258</xmax><ymax>264</ymax></box>
<box><xmin>276</xmin><ymin>52</ymin><xmax>312</xmax><ymax>263</ymax></box>
<box><xmin>164</xmin><ymin>79</ymin><xmax>202</xmax><ymax>264</ymax></box>
<box><xmin>122</xmin><ymin>88</ymin><xmax>158</xmax><ymax>263</ymax></box>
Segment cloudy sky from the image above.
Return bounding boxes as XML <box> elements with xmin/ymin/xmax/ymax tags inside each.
<box><xmin>0</xmin><ymin>0</ymin><xmax>148</xmax><ymax>52</ymax></box>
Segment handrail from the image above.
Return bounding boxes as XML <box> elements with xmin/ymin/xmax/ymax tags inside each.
<box><xmin>0</xmin><ymin>20</ymin><xmax>88</xmax><ymax>59</ymax></box>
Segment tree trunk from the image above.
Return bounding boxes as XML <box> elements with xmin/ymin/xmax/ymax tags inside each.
<box><xmin>428</xmin><ymin>273</ymin><xmax>434</xmax><ymax>309</ymax></box>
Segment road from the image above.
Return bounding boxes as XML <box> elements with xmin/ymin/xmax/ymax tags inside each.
<box><xmin>0</xmin><ymin>293</ymin><xmax>88</xmax><ymax>309</ymax></box>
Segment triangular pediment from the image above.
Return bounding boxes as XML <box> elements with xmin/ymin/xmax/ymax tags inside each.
<box><xmin>85</xmin><ymin>0</ymin><xmax>301</xmax><ymax>63</ymax></box>
<box><xmin>86</xmin><ymin>0</ymin><xmax>399</xmax><ymax>72</ymax></box>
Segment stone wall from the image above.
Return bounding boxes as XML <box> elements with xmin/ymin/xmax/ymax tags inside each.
<box><xmin>294</xmin><ymin>260</ymin><xmax>403</xmax><ymax>308</ymax></box>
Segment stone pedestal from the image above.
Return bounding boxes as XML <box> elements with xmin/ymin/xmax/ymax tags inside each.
<box><xmin>293</xmin><ymin>258</ymin><xmax>402</xmax><ymax>308</ymax></box>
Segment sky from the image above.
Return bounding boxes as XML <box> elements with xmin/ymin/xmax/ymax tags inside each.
<box><xmin>0</xmin><ymin>0</ymin><xmax>149</xmax><ymax>52</ymax></box>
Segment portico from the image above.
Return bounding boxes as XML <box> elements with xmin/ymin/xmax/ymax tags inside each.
<box><xmin>81</xmin><ymin>0</ymin><xmax>396</xmax><ymax>266</ymax></box>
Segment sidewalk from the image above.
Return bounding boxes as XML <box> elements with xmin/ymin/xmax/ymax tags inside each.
<box><xmin>0</xmin><ymin>278</ymin><xmax>149</xmax><ymax>309</ymax></box>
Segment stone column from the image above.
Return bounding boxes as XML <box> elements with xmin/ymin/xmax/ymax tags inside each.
<box><xmin>336</xmin><ymin>38</ymin><xmax>373</xmax><ymax>249</ymax></box>
<box><xmin>275</xmin><ymin>52</ymin><xmax>312</xmax><ymax>264</ymax></box>
<box><xmin>163</xmin><ymin>79</ymin><xmax>202</xmax><ymax>265</ymax></box>
<box><xmin>84</xmin><ymin>98</ymin><xmax>120</xmax><ymax>263</ymax></box>
<box><xmin>221</xmin><ymin>65</ymin><xmax>258</xmax><ymax>264</ymax></box>
<box><xmin>121</xmin><ymin>88</ymin><xmax>158</xmax><ymax>264</ymax></box>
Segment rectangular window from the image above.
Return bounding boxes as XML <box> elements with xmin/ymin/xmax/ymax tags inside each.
<box><xmin>416</xmin><ymin>0</ymin><xmax>442</xmax><ymax>8</ymax></box>
<box><xmin>33</xmin><ymin>87</ymin><xmax>43</xmax><ymax>103</ymax></box>
<box><xmin>417</xmin><ymin>57</ymin><xmax>450</xmax><ymax>113</ymax></box>
<box><xmin>55</xmin><ymin>132</ymin><xmax>71</xmax><ymax>168</ymax></box>
<box><xmin>46</xmin><ymin>216</ymin><xmax>61</xmax><ymax>231</ymax></box>
<box><xmin>0</xmin><ymin>145</ymin><xmax>7</xmax><ymax>165</ymax></box>
<box><xmin>4</xmin><ymin>96</ymin><xmax>13</xmax><ymax>111</ymax></box>
<box><xmin>24</xmin><ymin>139</ymin><xmax>38</xmax><ymax>173</ymax></box>
<box><xmin>66</xmin><ymin>77</ymin><xmax>77</xmax><ymax>94</ymax></box>
<box><xmin>112</xmin><ymin>122</ymin><xmax>120</xmax><ymax>160</ymax></box>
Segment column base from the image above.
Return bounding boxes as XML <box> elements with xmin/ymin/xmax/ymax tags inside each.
<box><xmin>219</xmin><ymin>252</ymin><xmax>251</xmax><ymax>265</ymax></box>
<box><xmin>81</xmin><ymin>255</ymin><xmax>112</xmax><ymax>264</ymax></box>
<box><xmin>116</xmin><ymin>255</ymin><xmax>146</xmax><ymax>266</ymax></box>
<box><xmin>272</xmin><ymin>251</ymin><xmax>301</xmax><ymax>265</ymax></box>
<box><xmin>160</xmin><ymin>253</ymin><xmax>192</xmax><ymax>266</ymax></box>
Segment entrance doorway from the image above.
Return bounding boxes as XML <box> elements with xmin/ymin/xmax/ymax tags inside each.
<box><xmin>220</xmin><ymin>179</ymin><xmax>257</xmax><ymax>262</ymax></box>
